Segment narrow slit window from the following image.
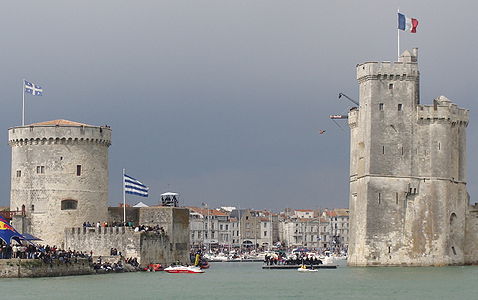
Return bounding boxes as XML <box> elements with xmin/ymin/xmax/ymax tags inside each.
<box><xmin>382</xmin><ymin>146</ymin><xmax>385</xmax><ymax>154</ymax></box>
<box><xmin>379</xmin><ymin>103</ymin><xmax>384</xmax><ymax>110</ymax></box>
<box><xmin>77</xmin><ymin>165</ymin><xmax>81</xmax><ymax>176</ymax></box>
<box><xmin>16</xmin><ymin>170</ymin><xmax>21</xmax><ymax>177</ymax></box>
<box><xmin>438</xmin><ymin>142</ymin><xmax>441</xmax><ymax>150</ymax></box>
<box><xmin>389</xmin><ymin>83</ymin><xmax>394</xmax><ymax>89</ymax></box>
<box><xmin>401</xmin><ymin>147</ymin><xmax>404</xmax><ymax>155</ymax></box>
<box><xmin>378</xmin><ymin>193</ymin><xmax>381</xmax><ymax>204</ymax></box>
<box><xmin>398</xmin><ymin>104</ymin><xmax>402</xmax><ymax>111</ymax></box>
<box><xmin>396</xmin><ymin>193</ymin><xmax>399</xmax><ymax>204</ymax></box>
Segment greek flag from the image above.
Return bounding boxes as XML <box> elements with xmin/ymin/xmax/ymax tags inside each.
<box><xmin>124</xmin><ymin>174</ymin><xmax>149</xmax><ymax>197</ymax></box>
<box><xmin>24</xmin><ymin>80</ymin><xmax>43</xmax><ymax>96</ymax></box>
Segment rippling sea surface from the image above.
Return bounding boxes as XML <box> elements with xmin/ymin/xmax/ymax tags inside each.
<box><xmin>1</xmin><ymin>262</ymin><xmax>477</xmax><ymax>299</ymax></box>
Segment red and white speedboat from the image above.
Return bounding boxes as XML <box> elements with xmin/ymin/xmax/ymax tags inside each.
<box><xmin>164</xmin><ymin>265</ymin><xmax>205</xmax><ymax>274</ymax></box>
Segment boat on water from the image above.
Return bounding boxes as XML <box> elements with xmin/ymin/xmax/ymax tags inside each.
<box><xmin>143</xmin><ymin>263</ymin><xmax>163</xmax><ymax>272</ymax></box>
<box><xmin>297</xmin><ymin>265</ymin><xmax>318</xmax><ymax>272</ymax></box>
<box><xmin>164</xmin><ymin>265</ymin><xmax>205</xmax><ymax>274</ymax></box>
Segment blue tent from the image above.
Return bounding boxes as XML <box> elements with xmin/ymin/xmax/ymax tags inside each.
<box><xmin>0</xmin><ymin>216</ymin><xmax>25</xmax><ymax>245</ymax></box>
<box><xmin>22</xmin><ymin>233</ymin><xmax>42</xmax><ymax>241</ymax></box>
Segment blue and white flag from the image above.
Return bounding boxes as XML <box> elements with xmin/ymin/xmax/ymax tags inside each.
<box><xmin>124</xmin><ymin>174</ymin><xmax>149</xmax><ymax>197</ymax></box>
<box><xmin>24</xmin><ymin>80</ymin><xmax>43</xmax><ymax>96</ymax></box>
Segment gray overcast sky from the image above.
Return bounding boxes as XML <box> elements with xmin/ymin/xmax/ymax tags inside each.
<box><xmin>0</xmin><ymin>1</ymin><xmax>477</xmax><ymax>210</ymax></box>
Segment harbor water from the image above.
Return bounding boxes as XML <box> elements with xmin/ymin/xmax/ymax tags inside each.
<box><xmin>1</xmin><ymin>262</ymin><xmax>477</xmax><ymax>299</ymax></box>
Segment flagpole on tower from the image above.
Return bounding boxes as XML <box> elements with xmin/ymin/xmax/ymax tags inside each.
<box><xmin>123</xmin><ymin>168</ymin><xmax>126</xmax><ymax>224</ymax></box>
<box><xmin>22</xmin><ymin>79</ymin><xmax>25</xmax><ymax>126</ymax></box>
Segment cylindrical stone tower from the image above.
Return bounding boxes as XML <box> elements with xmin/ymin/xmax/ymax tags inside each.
<box><xmin>9</xmin><ymin>119</ymin><xmax>111</xmax><ymax>247</ymax></box>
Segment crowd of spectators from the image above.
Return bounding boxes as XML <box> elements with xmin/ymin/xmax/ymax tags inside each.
<box><xmin>93</xmin><ymin>256</ymin><xmax>125</xmax><ymax>272</ymax></box>
<box><xmin>126</xmin><ymin>257</ymin><xmax>140</xmax><ymax>268</ymax></box>
<box><xmin>0</xmin><ymin>242</ymin><xmax>91</xmax><ymax>264</ymax></box>
<box><xmin>133</xmin><ymin>225</ymin><xmax>165</xmax><ymax>235</ymax></box>
<box><xmin>82</xmin><ymin>222</ymin><xmax>166</xmax><ymax>236</ymax></box>
<box><xmin>0</xmin><ymin>240</ymin><xmax>142</xmax><ymax>273</ymax></box>
<box><xmin>82</xmin><ymin>221</ymin><xmax>134</xmax><ymax>228</ymax></box>
<box><xmin>264</xmin><ymin>253</ymin><xmax>324</xmax><ymax>266</ymax></box>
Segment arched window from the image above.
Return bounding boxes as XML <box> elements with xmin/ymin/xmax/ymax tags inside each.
<box><xmin>61</xmin><ymin>199</ymin><xmax>78</xmax><ymax>210</ymax></box>
<box><xmin>450</xmin><ymin>213</ymin><xmax>457</xmax><ymax>226</ymax></box>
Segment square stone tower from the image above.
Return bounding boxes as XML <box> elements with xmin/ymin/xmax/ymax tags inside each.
<box><xmin>348</xmin><ymin>49</ymin><xmax>470</xmax><ymax>266</ymax></box>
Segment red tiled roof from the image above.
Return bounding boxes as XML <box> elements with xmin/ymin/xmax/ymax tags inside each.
<box><xmin>334</xmin><ymin>209</ymin><xmax>350</xmax><ymax>216</ymax></box>
<box><xmin>295</xmin><ymin>209</ymin><xmax>314</xmax><ymax>212</ymax></box>
<box><xmin>28</xmin><ymin>119</ymin><xmax>93</xmax><ymax>127</ymax></box>
<box><xmin>186</xmin><ymin>207</ymin><xmax>228</xmax><ymax>216</ymax></box>
<box><xmin>325</xmin><ymin>211</ymin><xmax>337</xmax><ymax>217</ymax></box>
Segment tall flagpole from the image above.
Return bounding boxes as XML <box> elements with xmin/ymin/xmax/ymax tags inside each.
<box><xmin>22</xmin><ymin>79</ymin><xmax>25</xmax><ymax>126</ymax></box>
<box><xmin>397</xmin><ymin>9</ymin><xmax>400</xmax><ymax>61</ymax></box>
<box><xmin>123</xmin><ymin>168</ymin><xmax>126</xmax><ymax>224</ymax></box>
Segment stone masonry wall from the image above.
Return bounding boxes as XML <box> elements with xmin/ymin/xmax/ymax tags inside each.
<box><xmin>65</xmin><ymin>227</ymin><xmax>141</xmax><ymax>259</ymax></box>
<box><xmin>64</xmin><ymin>227</ymin><xmax>188</xmax><ymax>266</ymax></box>
<box><xmin>0</xmin><ymin>259</ymin><xmax>92</xmax><ymax>278</ymax></box>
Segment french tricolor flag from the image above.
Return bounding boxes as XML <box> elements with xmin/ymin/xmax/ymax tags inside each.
<box><xmin>398</xmin><ymin>13</ymin><xmax>418</xmax><ymax>33</ymax></box>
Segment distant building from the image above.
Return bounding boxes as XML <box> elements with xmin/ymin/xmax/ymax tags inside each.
<box><xmin>293</xmin><ymin>209</ymin><xmax>316</xmax><ymax>219</ymax></box>
<box><xmin>322</xmin><ymin>209</ymin><xmax>349</xmax><ymax>250</ymax></box>
<box><xmin>187</xmin><ymin>207</ymin><xmax>231</xmax><ymax>248</ymax></box>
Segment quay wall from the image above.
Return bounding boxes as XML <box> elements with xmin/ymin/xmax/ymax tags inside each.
<box><xmin>0</xmin><ymin>258</ymin><xmax>93</xmax><ymax>278</ymax></box>
<box><xmin>64</xmin><ymin>227</ymin><xmax>189</xmax><ymax>266</ymax></box>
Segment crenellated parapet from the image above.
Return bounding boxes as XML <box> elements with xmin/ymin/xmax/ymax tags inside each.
<box><xmin>8</xmin><ymin>122</ymin><xmax>111</xmax><ymax>147</ymax></box>
<box><xmin>417</xmin><ymin>96</ymin><xmax>469</xmax><ymax>126</ymax></box>
<box><xmin>356</xmin><ymin>62</ymin><xmax>419</xmax><ymax>84</ymax></box>
<box><xmin>356</xmin><ymin>49</ymin><xmax>419</xmax><ymax>84</ymax></box>
<box><xmin>9</xmin><ymin>136</ymin><xmax>111</xmax><ymax>147</ymax></box>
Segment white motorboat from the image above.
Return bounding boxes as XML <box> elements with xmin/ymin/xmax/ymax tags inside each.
<box><xmin>297</xmin><ymin>265</ymin><xmax>318</xmax><ymax>272</ymax></box>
